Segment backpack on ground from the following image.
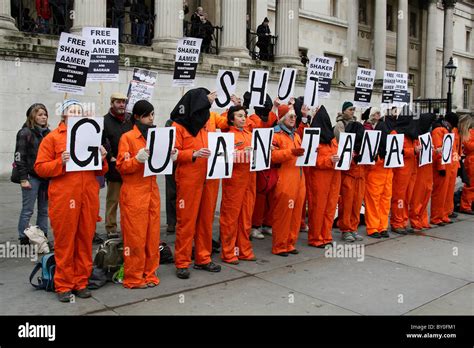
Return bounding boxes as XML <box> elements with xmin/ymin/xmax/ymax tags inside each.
<box><xmin>29</xmin><ymin>253</ymin><xmax>55</xmax><ymax>292</ymax></box>
<box><xmin>93</xmin><ymin>238</ymin><xmax>124</xmax><ymax>280</ymax></box>
<box><xmin>159</xmin><ymin>242</ymin><xmax>174</xmax><ymax>264</ymax></box>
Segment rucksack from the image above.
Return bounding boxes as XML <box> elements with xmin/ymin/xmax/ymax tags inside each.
<box><xmin>256</xmin><ymin>167</ymin><xmax>279</xmax><ymax>194</ymax></box>
<box><xmin>29</xmin><ymin>253</ymin><xmax>55</xmax><ymax>291</ymax></box>
<box><xmin>93</xmin><ymin>238</ymin><xmax>124</xmax><ymax>279</ymax></box>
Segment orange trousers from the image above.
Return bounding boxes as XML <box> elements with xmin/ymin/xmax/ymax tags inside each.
<box><xmin>175</xmin><ymin>177</ymin><xmax>219</xmax><ymax>268</ymax></box>
<box><xmin>364</xmin><ymin>160</ymin><xmax>393</xmax><ymax>234</ymax></box>
<box><xmin>220</xmin><ymin>170</ymin><xmax>256</xmax><ymax>262</ymax></box>
<box><xmin>409</xmin><ymin>163</ymin><xmax>433</xmax><ymax>229</ymax></box>
<box><xmin>430</xmin><ymin>166</ymin><xmax>453</xmax><ymax>224</ymax></box>
<box><xmin>308</xmin><ymin>169</ymin><xmax>341</xmax><ymax>246</ymax></box>
<box><xmin>460</xmin><ymin>158</ymin><xmax>474</xmax><ymax>211</ymax></box>
<box><xmin>338</xmin><ymin>163</ymin><xmax>366</xmax><ymax>233</ymax></box>
<box><xmin>390</xmin><ymin>156</ymin><xmax>417</xmax><ymax>229</ymax></box>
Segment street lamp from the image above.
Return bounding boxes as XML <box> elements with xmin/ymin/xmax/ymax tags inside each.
<box><xmin>445</xmin><ymin>56</ymin><xmax>457</xmax><ymax>113</ymax></box>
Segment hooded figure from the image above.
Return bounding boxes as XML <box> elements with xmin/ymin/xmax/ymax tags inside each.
<box><xmin>270</xmin><ymin>104</ymin><xmax>306</xmax><ymax>255</ymax></box>
<box><xmin>34</xmin><ymin>100</ymin><xmax>108</xmax><ymax>302</ymax></box>
<box><xmin>116</xmin><ymin>99</ymin><xmax>162</xmax><ymax>289</ymax></box>
<box><xmin>171</xmin><ymin>88</ymin><xmax>223</xmax><ymax>279</ymax></box>
<box><xmin>242</xmin><ymin>92</ymin><xmax>275</xmax><ymax>124</ymax></box>
<box><xmin>307</xmin><ymin>106</ymin><xmax>340</xmax><ymax>247</ymax></box>
<box><xmin>390</xmin><ymin>114</ymin><xmax>419</xmax><ymax>234</ymax></box>
<box><xmin>363</xmin><ymin>114</ymin><xmax>395</xmax><ymax>239</ymax></box>
<box><xmin>337</xmin><ymin>121</ymin><xmax>366</xmax><ymax>241</ymax></box>
<box><xmin>430</xmin><ymin>113</ymin><xmax>459</xmax><ymax>225</ymax></box>
<box><xmin>409</xmin><ymin>113</ymin><xmax>437</xmax><ymax>230</ymax></box>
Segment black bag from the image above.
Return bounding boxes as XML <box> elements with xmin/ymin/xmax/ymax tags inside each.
<box><xmin>159</xmin><ymin>242</ymin><xmax>174</xmax><ymax>264</ymax></box>
<box><xmin>88</xmin><ymin>266</ymin><xmax>108</xmax><ymax>290</ymax></box>
<box><xmin>93</xmin><ymin>238</ymin><xmax>124</xmax><ymax>280</ymax></box>
<box><xmin>11</xmin><ymin>162</ymin><xmax>21</xmax><ymax>184</ymax></box>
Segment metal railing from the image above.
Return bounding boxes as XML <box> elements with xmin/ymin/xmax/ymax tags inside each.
<box><xmin>412</xmin><ymin>99</ymin><xmax>448</xmax><ymax>115</ymax></box>
<box><xmin>12</xmin><ymin>0</ymin><xmax>73</xmax><ymax>35</ymax></box>
<box><xmin>246</xmin><ymin>29</ymin><xmax>277</xmax><ymax>62</ymax></box>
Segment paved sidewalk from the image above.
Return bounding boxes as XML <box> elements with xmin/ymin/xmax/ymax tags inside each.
<box><xmin>0</xmin><ymin>179</ymin><xmax>472</xmax><ymax>315</ymax></box>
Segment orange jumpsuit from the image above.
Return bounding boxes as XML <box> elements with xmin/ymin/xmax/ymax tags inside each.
<box><xmin>308</xmin><ymin>139</ymin><xmax>341</xmax><ymax>246</ymax></box>
<box><xmin>409</xmin><ymin>139</ymin><xmax>433</xmax><ymax>230</ymax></box>
<box><xmin>364</xmin><ymin>158</ymin><xmax>393</xmax><ymax>235</ymax></box>
<box><xmin>431</xmin><ymin>126</ymin><xmax>454</xmax><ymax>224</ymax></box>
<box><xmin>248</xmin><ymin>111</ymin><xmax>279</xmax><ymax>228</ymax></box>
<box><xmin>34</xmin><ymin>122</ymin><xmax>108</xmax><ymax>293</ymax></box>
<box><xmin>173</xmin><ymin>113</ymin><xmax>227</xmax><ymax>269</ymax></box>
<box><xmin>219</xmin><ymin>126</ymin><xmax>256</xmax><ymax>262</ymax></box>
<box><xmin>270</xmin><ymin>126</ymin><xmax>306</xmax><ymax>253</ymax></box>
<box><xmin>390</xmin><ymin>136</ymin><xmax>417</xmax><ymax>229</ymax></box>
<box><xmin>116</xmin><ymin>125</ymin><xmax>160</xmax><ymax>288</ymax></box>
<box><xmin>338</xmin><ymin>161</ymin><xmax>366</xmax><ymax>233</ymax></box>
<box><xmin>445</xmin><ymin>128</ymin><xmax>460</xmax><ymax>217</ymax></box>
<box><xmin>460</xmin><ymin>129</ymin><xmax>474</xmax><ymax>212</ymax></box>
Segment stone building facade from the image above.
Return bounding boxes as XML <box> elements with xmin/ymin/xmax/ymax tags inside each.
<box><xmin>0</xmin><ymin>0</ymin><xmax>472</xmax><ymax>175</ymax></box>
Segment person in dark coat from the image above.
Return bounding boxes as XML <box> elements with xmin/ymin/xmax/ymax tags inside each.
<box><xmin>101</xmin><ymin>93</ymin><xmax>133</xmax><ymax>238</ymax></box>
<box><xmin>15</xmin><ymin>103</ymin><xmax>51</xmax><ymax>245</ymax></box>
<box><xmin>196</xmin><ymin>14</ymin><xmax>214</xmax><ymax>53</ymax></box>
<box><xmin>256</xmin><ymin>17</ymin><xmax>271</xmax><ymax>61</ymax></box>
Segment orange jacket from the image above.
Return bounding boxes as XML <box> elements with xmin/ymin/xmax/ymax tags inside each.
<box><xmin>432</xmin><ymin>126</ymin><xmax>450</xmax><ymax>171</ymax></box>
<box><xmin>463</xmin><ymin>129</ymin><xmax>474</xmax><ymax>169</ymax></box>
<box><xmin>316</xmin><ymin>138</ymin><xmax>338</xmax><ymax>169</ymax></box>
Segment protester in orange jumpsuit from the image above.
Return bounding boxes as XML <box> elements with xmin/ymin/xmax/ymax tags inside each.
<box><xmin>390</xmin><ymin>113</ymin><xmax>420</xmax><ymax>234</ymax></box>
<box><xmin>219</xmin><ymin>105</ymin><xmax>257</xmax><ymax>264</ymax></box>
<box><xmin>270</xmin><ymin>104</ymin><xmax>306</xmax><ymax>255</ymax></box>
<box><xmin>430</xmin><ymin>113</ymin><xmax>459</xmax><ymax>225</ymax></box>
<box><xmin>409</xmin><ymin>113</ymin><xmax>436</xmax><ymax>231</ymax></box>
<box><xmin>460</xmin><ymin>126</ymin><xmax>474</xmax><ymax>214</ymax></box>
<box><xmin>337</xmin><ymin>120</ymin><xmax>366</xmax><ymax>242</ymax></box>
<box><xmin>364</xmin><ymin>109</ymin><xmax>396</xmax><ymax>238</ymax></box>
<box><xmin>171</xmin><ymin>88</ymin><xmax>224</xmax><ymax>279</ymax></box>
<box><xmin>34</xmin><ymin>100</ymin><xmax>108</xmax><ymax>302</ymax></box>
<box><xmin>241</xmin><ymin>93</ymin><xmax>279</xmax><ymax>240</ymax></box>
<box><xmin>116</xmin><ymin>100</ymin><xmax>176</xmax><ymax>289</ymax></box>
<box><xmin>307</xmin><ymin>105</ymin><xmax>340</xmax><ymax>248</ymax></box>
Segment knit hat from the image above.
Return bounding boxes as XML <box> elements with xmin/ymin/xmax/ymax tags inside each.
<box><xmin>132</xmin><ymin>100</ymin><xmax>154</xmax><ymax>120</ymax></box>
<box><xmin>61</xmin><ymin>99</ymin><xmax>82</xmax><ymax>116</ymax></box>
<box><xmin>277</xmin><ymin>104</ymin><xmax>291</xmax><ymax>124</ymax></box>
<box><xmin>342</xmin><ymin>101</ymin><xmax>354</xmax><ymax>113</ymax></box>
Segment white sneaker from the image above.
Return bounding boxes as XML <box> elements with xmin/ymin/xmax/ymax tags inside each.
<box><xmin>261</xmin><ymin>226</ymin><xmax>273</xmax><ymax>236</ymax></box>
<box><xmin>250</xmin><ymin>228</ymin><xmax>265</xmax><ymax>239</ymax></box>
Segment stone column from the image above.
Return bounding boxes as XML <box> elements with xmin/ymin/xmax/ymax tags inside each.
<box><xmin>425</xmin><ymin>0</ymin><xmax>438</xmax><ymax>98</ymax></box>
<box><xmin>396</xmin><ymin>0</ymin><xmax>409</xmax><ymax>72</ymax></box>
<box><xmin>275</xmin><ymin>0</ymin><xmax>302</xmax><ymax>65</ymax></box>
<box><xmin>0</xmin><ymin>0</ymin><xmax>18</xmax><ymax>31</ymax></box>
<box><xmin>219</xmin><ymin>0</ymin><xmax>249</xmax><ymax>59</ymax></box>
<box><xmin>441</xmin><ymin>0</ymin><xmax>455</xmax><ymax>97</ymax></box>
<box><xmin>373</xmin><ymin>0</ymin><xmax>387</xmax><ymax>79</ymax></box>
<box><xmin>344</xmin><ymin>0</ymin><xmax>359</xmax><ymax>84</ymax></box>
<box><xmin>153</xmin><ymin>0</ymin><xmax>183</xmax><ymax>52</ymax></box>
<box><xmin>70</xmin><ymin>0</ymin><xmax>106</xmax><ymax>34</ymax></box>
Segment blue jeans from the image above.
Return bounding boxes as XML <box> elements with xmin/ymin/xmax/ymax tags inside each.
<box><xmin>18</xmin><ymin>176</ymin><xmax>49</xmax><ymax>239</ymax></box>
<box><xmin>133</xmin><ymin>23</ymin><xmax>146</xmax><ymax>45</ymax></box>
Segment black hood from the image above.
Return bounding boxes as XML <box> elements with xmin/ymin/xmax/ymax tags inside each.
<box><xmin>243</xmin><ymin>92</ymin><xmax>273</xmax><ymax>122</ymax></box>
<box><xmin>310</xmin><ymin>105</ymin><xmax>334</xmax><ymax>144</ymax></box>
<box><xmin>375</xmin><ymin>120</ymin><xmax>392</xmax><ymax>159</ymax></box>
<box><xmin>345</xmin><ymin>121</ymin><xmax>365</xmax><ymax>154</ymax></box>
<box><xmin>293</xmin><ymin>96</ymin><xmax>305</xmax><ymax>127</ymax></box>
<box><xmin>170</xmin><ymin>88</ymin><xmax>211</xmax><ymax>137</ymax></box>
<box><xmin>395</xmin><ymin>114</ymin><xmax>418</xmax><ymax>140</ymax></box>
<box><xmin>417</xmin><ymin>113</ymin><xmax>436</xmax><ymax>135</ymax></box>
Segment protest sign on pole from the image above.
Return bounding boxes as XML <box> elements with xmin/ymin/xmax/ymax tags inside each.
<box><xmin>52</xmin><ymin>33</ymin><xmax>92</xmax><ymax>95</ymax></box>
<box><xmin>66</xmin><ymin>117</ymin><xmax>104</xmax><ymax>172</ymax></box>
<box><xmin>126</xmin><ymin>68</ymin><xmax>157</xmax><ymax>114</ymax></box>
<box><xmin>172</xmin><ymin>37</ymin><xmax>202</xmax><ymax>87</ymax></box>
<box><xmin>353</xmin><ymin>67</ymin><xmax>376</xmax><ymax>108</ymax></box>
<box><xmin>308</xmin><ymin>56</ymin><xmax>336</xmax><ymax>98</ymax></box>
<box><xmin>83</xmin><ymin>27</ymin><xmax>119</xmax><ymax>82</ymax></box>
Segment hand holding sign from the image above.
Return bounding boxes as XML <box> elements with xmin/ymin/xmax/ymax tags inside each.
<box><xmin>62</xmin><ymin>151</ymin><xmax>70</xmax><ymax>164</ymax></box>
<box><xmin>136</xmin><ymin>148</ymin><xmax>150</xmax><ymax>163</ymax></box>
<box><xmin>193</xmin><ymin>148</ymin><xmax>211</xmax><ymax>159</ymax></box>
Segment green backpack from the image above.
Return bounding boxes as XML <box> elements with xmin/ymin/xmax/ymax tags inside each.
<box><xmin>93</xmin><ymin>238</ymin><xmax>124</xmax><ymax>280</ymax></box>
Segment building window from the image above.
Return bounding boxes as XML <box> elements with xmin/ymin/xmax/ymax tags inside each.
<box><xmin>358</xmin><ymin>59</ymin><xmax>370</xmax><ymax>69</ymax></box>
<box><xmin>410</xmin><ymin>12</ymin><xmax>418</xmax><ymax>38</ymax></box>
<box><xmin>463</xmin><ymin>80</ymin><xmax>471</xmax><ymax>109</ymax></box>
<box><xmin>330</xmin><ymin>0</ymin><xmax>338</xmax><ymax>17</ymax></box>
<box><xmin>467</xmin><ymin>29</ymin><xmax>472</xmax><ymax>52</ymax></box>
<box><xmin>359</xmin><ymin>0</ymin><xmax>367</xmax><ymax>24</ymax></box>
<box><xmin>386</xmin><ymin>4</ymin><xmax>394</xmax><ymax>31</ymax></box>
